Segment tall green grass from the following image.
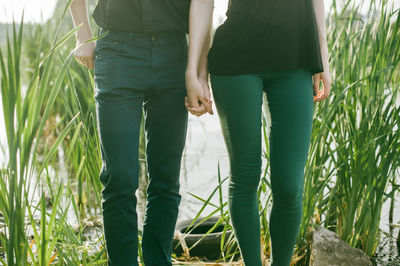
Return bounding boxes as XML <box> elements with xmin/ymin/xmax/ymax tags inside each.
<box><xmin>300</xmin><ymin>0</ymin><xmax>400</xmax><ymax>257</ymax></box>
<box><xmin>0</xmin><ymin>1</ymin><xmax>108</xmax><ymax>264</ymax></box>
<box><xmin>0</xmin><ymin>17</ymin><xmax>79</xmax><ymax>265</ymax></box>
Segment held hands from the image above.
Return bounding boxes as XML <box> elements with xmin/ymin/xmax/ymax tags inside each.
<box><xmin>185</xmin><ymin>73</ymin><xmax>214</xmax><ymax>116</ymax></box>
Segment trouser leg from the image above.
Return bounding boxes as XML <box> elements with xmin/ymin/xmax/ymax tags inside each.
<box><xmin>211</xmin><ymin>74</ymin><xmax>264</xmax><ymax>266</ymax></box>
<box><xmin>264</xmin><ymin>68</ymin><xmax>314</xmax><ymax>266</ymax></box>
<box><xmin>95</xmin><ymin>88</ymin><xmax>144</xmax><ymax>266</ymax></box>
<box><xmin>141</xmin><ymin>87</ymin><xmax>188</xmax><ymax>266</ymax></box>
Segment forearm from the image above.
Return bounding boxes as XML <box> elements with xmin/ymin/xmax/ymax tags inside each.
<box><xmin>313</xmin><ymin>0</ymin><xmax>329</xmax><ymax>69</ymax></box>
<box><xmin>69</xmin><ymin>0</ymin><xmax>93</xmax><ymax>41</ymax></box>
<box><xmin>198</xmin><ymin>24</ymin><xmax>212</xmax><ymax>78</ymax></box>
<box><xmin>186</xmin><ymin>0</ymin><xmax>214</xmax><ymax>78</ymax></box>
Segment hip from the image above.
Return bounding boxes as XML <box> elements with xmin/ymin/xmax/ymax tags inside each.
<box><xmin>93</xmin><ymin>28</ymin><xmax>188</xmax><ymax>91</ymax></box>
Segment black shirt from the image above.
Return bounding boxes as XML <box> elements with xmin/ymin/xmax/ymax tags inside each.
<box><xmin>92</xmin><ymin>0</ymin><xmax>191</xmax><ymax>33</ymax></box>
<box><xmin>208</xmin><ymin>0</ymin><xmax>324</xmax><ymax>76</ymax></box>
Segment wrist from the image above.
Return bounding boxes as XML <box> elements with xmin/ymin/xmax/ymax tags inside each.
<box><xmin>319</xmin><ymin>45</ymin><xmax>329</xmax><ymax>68</ymax></box>
<box><xmin>76</xmin><ymin>24</ymin><xmax>93</xmax><ymax>43</ymax></box>
<box><xmin>186</xmin><ymin>67</ymin><xmax>198</xmax><ymax>79</ymax></box>
<box><xmin>199</xmin><ymin>69</ymin><xmax>209</xmax><ymax>79</ymax></box>
<box><xmin>319</xmin><ymin>41</ymin><xmax>329</xmax><ymax>56</ymax></box>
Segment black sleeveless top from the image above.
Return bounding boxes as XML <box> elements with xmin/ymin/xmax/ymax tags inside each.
<box><xmin>208</xmin><ymin>0</ymin><xmax>324</xmax><ymax>76</ymax></box>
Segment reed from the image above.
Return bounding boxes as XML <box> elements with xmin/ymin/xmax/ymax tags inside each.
<box><xmin>0</xmin><ymin>17</ymin><xmax>78</xmax><ymax>265</ymax></box>
<box><xmin>282</xmin><ymin>0</ymin><xmax>400</xmax><ymax>263</ymax></box>
<box><xmin>301</xmin><ymin>0</ymin><xmax>400</xmax><ymax>257</ymax></box>
<box><xmin>0</xmin><ymin>1</ymin><xmax>107</xmax><ymax>263</ymax></box>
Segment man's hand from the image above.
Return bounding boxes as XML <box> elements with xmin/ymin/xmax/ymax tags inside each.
<box><xmin>74</xmin><ymin>26</ymin><xmax>95</xmax><ymax>69</ymax></box>
<box><xmin>185</xmin><ymin>73</ymin><xmax>213</xmax><ymax>116</ymax></box>
<box><xmin>74</xmin><ymin>38</ymin><xmax>96</xmax><ymax>69</ymax></box>
<box><xmin>69</xmin><ymin>0</ymin><xmax>95</xmax><ymax>69</ymax></box>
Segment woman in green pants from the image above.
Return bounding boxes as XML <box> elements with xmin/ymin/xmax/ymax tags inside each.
<box><xmin>185</xmin><ymin>0</ymin><xmax>332</xmax><ymax>265</ymax></box>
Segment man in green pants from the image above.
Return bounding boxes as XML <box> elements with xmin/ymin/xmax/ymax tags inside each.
<box><xmin>69</xmin><ymin>0</ymin><xmax>211</xmax><ymax>265</ymax></box>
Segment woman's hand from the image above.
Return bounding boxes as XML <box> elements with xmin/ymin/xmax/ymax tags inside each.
<box><xmin>74</xmin><ymin>31</ymin><xmax>96</xmax><ymax>69</ymax></box>
<box><xmin>185</xmin><ymin>73</ymin><xmax>213</xmax><ymax>116</ymax></box>
<box><xmin>313</xmin><ymin>70</ymin><xmax>332</xmax><ymax>102</ymax></box>
<box><xmin>313</xmin><ymin>53</ymin><xmax>332</xmax><ymax>102</ymax></box>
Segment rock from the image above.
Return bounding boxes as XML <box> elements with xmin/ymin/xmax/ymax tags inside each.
<box><xmin>310</xmin><ymin>226</ymin><xmax>372</xmax><ymax>266</ymax></box>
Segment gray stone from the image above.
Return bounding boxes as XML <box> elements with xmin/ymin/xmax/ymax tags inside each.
<box><xmin>310</xmin><ymin>226</ymin><xmax>372</xmax><ymax>266</ymax></box>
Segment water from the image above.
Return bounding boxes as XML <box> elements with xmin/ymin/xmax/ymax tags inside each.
<box><xmin>374</xmin><ymin>194</ymin><xmax>400</xmax><ymax>265</ymax></box>
<box><xmin>179</xmin><ymin>114</ymin><xmax>230</xmax><ymax>220</ymax></box>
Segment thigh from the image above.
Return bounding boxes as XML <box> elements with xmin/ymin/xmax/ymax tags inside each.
<box><xmin>95</xmin><ymin>88</ymin><xmax>144</xmax><ymax>194</ymax></box>
<box><xmin>152</xmin><ymin>33</ymin><xmax>188</xmax><ymax>90</ymax></box>
<box><xmin>264</xmin><ymin>68</ymin><xmax>314</xmax><ymax>186</ymax></box>
<box><xmin>94</xmin><ymin>30</ymin><xmax>153</xmax><ymax>95</ymax></box>
<box><xmin>143</xmin><ymin>86</ymin><xmax>188</xmax><ymax>189</ymax></box>
<box><xmin>211</xmin><ymin>74</ymin><xmax>264</xmax><ymax>181</ymax></box>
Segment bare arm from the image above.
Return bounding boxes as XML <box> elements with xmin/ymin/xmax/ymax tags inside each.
<box><xmin>185</xmin><ymin>0</ymin><xmax>214</xmax><ymax>116</ymax></box>
<box><xmin>69</xmin><ymin>0</ymin><xmax>95</xmax><ymax>69</ymax></box>
<box><xmin>189</xmin><ymin>23</ymin><xmax>212</xmax><ymax>114</ymax></box>
<box><xmin>313</xmin><ymin>0</ymin><xmax>329</xmax><ymax>71</ymax></box>
<box><xmin>198</xmin><ymin>23</ymin><xmax>213</xmax><ymax>79</ymax></box>
<box><xmin>186</xmin><ymin>0</ymin><xmax>214</xmax><ymax>78</ymax></box>
<box><xmin>312</xmin><ymin>0</ymin><xmax>332</xmax><ymax>102</ymax></box>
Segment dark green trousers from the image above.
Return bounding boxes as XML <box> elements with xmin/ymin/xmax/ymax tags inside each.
<box><xmin>210</xmin><ymin>69</ymin><xmax>314</xmax><ymax>266</ymax></box>
<box><xmin>94</xmin><ymin>29</ymin><xmax>188</xmax><ymax>266</ymax></box>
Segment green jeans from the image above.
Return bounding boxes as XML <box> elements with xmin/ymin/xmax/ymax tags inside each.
<box><xmin>210</xmin><ymin>68</ymin><xmax>314</xmax><ymax>266</ymax></box>
<box><xmin>94</xmin><ymin>29</ymin><xmax>188</xmax><ymax>265</ymax></box>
